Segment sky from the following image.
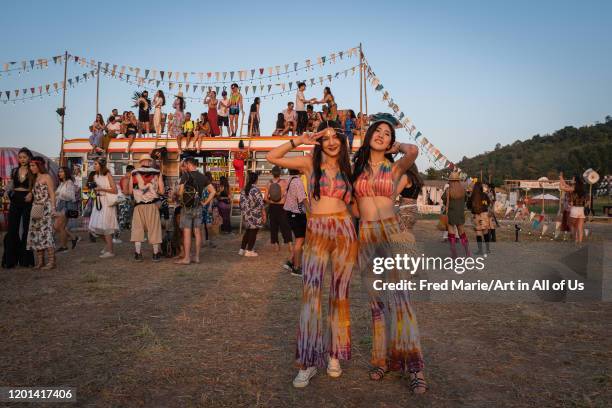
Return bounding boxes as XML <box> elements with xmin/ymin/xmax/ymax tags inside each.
<box><xmin>1</xmin><ymin>0</ymin><xmax>611</xmax><ymax>171</ymax></box>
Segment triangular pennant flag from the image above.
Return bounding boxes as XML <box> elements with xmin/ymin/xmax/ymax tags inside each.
<box><xmin>215</xmin><ymin>72</ymin><xmax>220</xmax><ymax>81</ymax></box>
<box><xmin>339</xmin><ymin>51</ymin><xmax>344</xmax><ymax>59</ymax></box>
<box><xmin>327</xmin><ymin>74</ymin><xmax>332</xmax><ymax>83</ymax></box>
<box><xmin>200</xmin><ymin>86</ymin><xmax>205</xmax><ymax>93</ymax></box>
<box><xmin>120</xmin><ymin>66</ymin><xmax>126</xmax><ymax>74</ymax></box>
<box><xmin>104</xmin><ymin>62</ymin><xmax>109</xmax><ymax>72</ymax></box>
<box><xmin>252</xmin><ymin>85</ymin><xmax>256</xmax><ymax>94</ymax></box>
<box><xmin>207</xmin><ymin>72</ymin><xmax>212</xmax><ymax>79</ymax></box>
<box><xmin>45</xmin><ymin>84</ymin><xmax>50</xmax><ymax>93</ymax></box>
<box><xmin>68</xmin><ymin>78</ymin><xmax>73</xmax><ymax>87</ymax></box>
<box><xmin>75</xmin><ymin>76</ymin><xmax>80</xmax><ymax>83</ymax></box>
<box><xmin>268</xmin><ymin>67</ymin><xmax>273</xmax><ymax>76</ymax></box>
<box><xmin>244</xmin><ymin>87</ymin><xmax>248</xmax><ymax>95</ymax></box>
<box><xmin>168</xmin><ymin>71</ymin><xmax>173</xmax><ymax>80</ymax></box>
<box><xmin>215</xmin><ymin>86</ymin><xmax>220</xmax><ymax>94</ymax></box>
<box><xmin>178</xmin><ymin>83</ymin><xmax>182</xmax><ymax>89</ymax></box>
<box><xmin>22</xmin><ymin>88</ymin><xmax>27</xmax><ymax>95</ymax></box>
<box><xmin>15</xmin><ymin>89</ymin><xmax>19</xmax><ymax>97</ymax></box>
<box><xmin>38</xmin><ymin>86</ymin><xmax>42</xmax><ymax>94</ymax></box>
<box><xmin>126</xmin><ymin>74</ymin><xmax>131</xmax><ymax>82</ymax></box>
<box><xmin>183</xmin><ymin>72</ymin><xmax>188</xmax><ymax>81</ymax></box>
<box><xmin>310</xmin><ymin>78</ymin><xmax>315</xmax><ymax>86</ymax></box>
<box><xmin>268</xmin><ymin>85</ymin><xmax>272</xmax><ymax>92</ymax></box>
<box><xmin>29</xmin><ymin>60</ymin><xmax>34</xmax><ymax>70</ymax></box>
<box><xmin>21</xmin><ymin>61</ymin><xmax>26</xmax><ymax>71</ymax></box>
<box><xmin>160</xmin><ymin>71</ymin><xmax>165</xmax><ymax>80</ymax></box>
<box><xmin>294</xmin><ymin>62</ymin><xmax>298</xmax><ymax>71</ymax></box>
<box><xmin>289</xmin><ymin>82</ymin><xmax>293</xmax><ymax>90</ymax></box>
<box><xmin>330</xmin><ymin>53</ymin><xmax>336</xmax><ymax>63</ymax></box>
<box><xmin>223</xmin><ymin>72</ymin><xmax>227</xmax><ymax>80</ymax></box>
<box><xmin>145</xmin><ymin>69</ymin><xmax>150</xmax><ymax>79</ymax></box>
<box><xmin>168</xmin><ymin>82</ymin><xmax>173</xmax><ymax>90</ymax></box>
<box><xmin>5</xmin><ymin>91</ymin><xmax>9</xmax><ymax>100</ymax></box>
<box><xmin>53</xmin><ymin>56</ymin><xmax>59</xmax><ymax>64</ymax></box>
<box><xmin>259</xmin><ymin>68</ymin><xmax>264</xmax><ymax>75</ymax></box>
<box><xmin>186</xmin><ymin>84</ymin><xmax>190</xmax><ymax>92</ymax></box>
<box><xmin>229</xmin><ymin>71</ymin><xmax>235</xmax><ymax>80</ymax></box>
<box><xmin>30</xmin><ymin>87</ymin><xmax>35</xmax><ymax>94</ymax></box>
<box><xmin>250</xmin><ymin>69</ymin><xmax>255</xmax><ymax>78</ymax></box>
<box><xmin>260</xmin><ymin>85</ymin><xmax>264</xmax><ymax>92</ymax></box>
<box><xmin>284</xmin><ymin>64</ymin><xmax>289</xmax><ymax>73</ymax></box>
<box><xmin>156</xmin><ymin>80</ymin><xmax>160</xmax><ymax>87</ymax></box>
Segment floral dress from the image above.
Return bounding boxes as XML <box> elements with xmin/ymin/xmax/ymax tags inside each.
<box><xmin>201</xmin><ymin>188</ymin><xmax>213</xmax><ymax>225</ymax></box>
<box><xmin>239</xmin><ymin>186</ymin><xmax>264</xmax><ymax>229</ymax></box>
<box><xmin>27</xmin><ymin>182</ymin><xmax>55</xmax><ymax>250</ymax></box>
<box><xmin>170</xmin><ymin>98</ymin><xmax>185</xmax><ymax>138</ymax></box>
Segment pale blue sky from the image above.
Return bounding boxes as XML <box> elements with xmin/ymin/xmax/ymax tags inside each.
<box><xmin>1</xmin><ymin>0</ymin><xmax>611</xmax><ymax>170</ymax></box>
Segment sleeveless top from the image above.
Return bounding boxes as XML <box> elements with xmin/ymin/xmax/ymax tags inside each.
<box><xmin>309</xmin><ymin>169</ymin><xmax>351</xmax><ymax>205</ymax></box>
<box><xmin>12</xmin><ymin>167</ymin><xmax>33</xmax><ymax>190</ymax></box>
<box><xmin>353</xmin><ymin>160</ymin><xmax>394</xmax><ymax>198</ymax></box>
<box><xmin>230</xmin><ymin>93</ymin><xmax>241</xmax><ymax>108</ymax></box>
<box><xmin>400</xmin><ymin>173</ymin><xmax>420</xmax><ymax>199</ymax></box>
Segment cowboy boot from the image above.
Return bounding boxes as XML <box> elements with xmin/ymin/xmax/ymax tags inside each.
<box><xmin>448</xmin><ymin>233</ymin><xmax>458</xmax><ymax>258</ymax></box>
<box><xmin>41</xmin><ymin>248</ymin><xmax>56</xmax><ymax>270</ymax></box>
<box><xmin>459</xmin><ymin>233</ymin><xmax>471</xmax><ymax>257</ymax></box>
<box><xmin>34</xmin><ymin>250</ymin><xmax>45</xmax><ymax>269</ymax></box>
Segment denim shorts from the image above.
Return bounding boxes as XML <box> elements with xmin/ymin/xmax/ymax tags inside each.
<box><xmin>180</xmin><ymin>206</ymin><xmax>203</xmax><ymax>229</ymax></box>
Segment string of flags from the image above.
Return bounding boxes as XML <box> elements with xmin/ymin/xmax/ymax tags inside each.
<box><xmin>362</xmin><ymin>55</ymin><xmax>467</xmax><ymax>179</ymax></box>
<box><xmin>0</xmin><ymin>69</ymin><xmax>96</xmax><ymax>103</ymax></box>
<box><xmin>0</xmin><ymin>53</ymin><xmax>67</xmax><ymax>76</ymax></box>
<box><xmin>95</xmin><ymin>61</ymin><xmax>360</xmax><ymax>102</ymax></box>
<box><xmin>69</xmin><ymin>46</ymin><xmax>359</xmax><ymax>86</ymax></box>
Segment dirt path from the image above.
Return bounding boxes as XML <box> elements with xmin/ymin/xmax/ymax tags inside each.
<box><xmin>0</xmin><ymin>221</ymin><xmax>610</xmax><ymax>407</ymax></box>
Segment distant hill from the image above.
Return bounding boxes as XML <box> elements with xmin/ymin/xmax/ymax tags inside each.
<box><xmin>454</xmin><ymin>118</ymin><xmax>612</xmax><ymax>185</ymax></box>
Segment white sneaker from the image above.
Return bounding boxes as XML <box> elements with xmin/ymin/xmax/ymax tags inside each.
<box><xmin>99</xmin><ymin>252</ymin><xmax>115</xmax><ymax>259</ymax></box>
<box><xmin>238</xmin><ymin>249</ymin><xmax>245</xmax><ymax>255</ymax></box>
<box><xmin>100</xmin><ymin>248</ymin><xmax>107</xmax><ymax>254</ymax></box>
<box><xmin>293</xmin><ymin>367</ymin><xmax>317</xmax><ymax>388</ymax></box>
<box><xmin>112</xmin><ymin>238</ymin><xmax>122</xmax><ymax>244</ymax></box>
<box><xmin>327</xmin><ymin>358</ymin><xmax>342</xmax><ymax>378</ymax></box>
<box><xmin>244</xmin><ymin>250</ymin><xmax>258</xmax><ymax>257</ymax></box>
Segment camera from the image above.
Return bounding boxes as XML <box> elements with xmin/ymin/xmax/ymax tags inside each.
<box><xmin>87</xmin><ymin>181</ymin><xmax>97</xmax><ymax>190</ymax></box>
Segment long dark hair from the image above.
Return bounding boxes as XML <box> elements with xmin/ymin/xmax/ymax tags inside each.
<box><xmin>573</xmin><ymin>174</ymin><xmax>586</xmax><ymax>198</ymax></box>
<box><xmin>471</xmin><ymin>182</ymin><xmax>485</xmax><ymax>207</ymax></box>
<box><xmin>352</xmin><ymin>121</ymin><xmax>396</xmax><ymax>182</ymax></box>
<box><xmin>219</xmin><ymin>175</ymin><xmax>230</xmax><ymax>194</ymax></box>
<box><xmin>94</xmin><ymin>157</ymin><xmax>110</xmax><ymax>176</ymax></box>
<box><xmin>18</xmin><ymin>147</ymin><xmax>33</xmax><ymax>160</ymax></box>
<box><xmin>156</xmin><ymin>90</ymin><xmax>166</xmax><ymax>106</ymax></box>
<box><xmin>244</xmin><ymin>171</ymin><xmax>259</xmax><ymax>194</ymax></box>
<box><xmin>176</xmin><ymin>96</ymin><xmax>185</xmax><ymax>111</ymax></box>
<box><xmin>59</xmin><ymin>166</ymin><xmax>73</xmax><ymax>182</ymax></box>
<box><xmin>30</xmin><ymin>156</ymin><xmax>48</xmax><ymax>175</ymax></box>
<box><xmin>405</xmin><ymin>163</ymin><xmax>423</xmax><ymax>195</ymax></box>
<box><xmin>311</xmin><ymin>120</ymin><xmax>352</xmax><ymax>202</ymax></box>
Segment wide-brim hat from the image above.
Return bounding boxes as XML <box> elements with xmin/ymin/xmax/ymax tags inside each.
<box><xmin>138</xmin><ymin>154</ymin><xmax>153</xmax><ymax>164</ymax></box>
<box><xmin>448</xmin><ymin>171</ymin><xmax>461</xmax><ymax>181</ymax></box>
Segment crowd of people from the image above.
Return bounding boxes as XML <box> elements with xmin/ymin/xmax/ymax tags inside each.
<box><xmin>87</xmin><ymin>84</ymin><xmax>367</xmax><ymax>154</ymax></box>
<box><xmin>2</xmin><ymin>109</ymin><xmax>596</xmax><ymax>397</ymax></box>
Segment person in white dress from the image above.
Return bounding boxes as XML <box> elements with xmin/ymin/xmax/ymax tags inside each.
<box><xmin>88</xmin><ymin>157</ymin><xmax>119</xmax><ymax>258</ymax></box>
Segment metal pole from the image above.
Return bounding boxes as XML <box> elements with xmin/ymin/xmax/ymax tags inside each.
<box><xmin>59</xmin><ymin>50</ymin><xmax>68</xmax><ymax>164</ymax></box>
<box><xmin>359</xmin><ymin>43</ymin><xmax>363</xmax><ymax>136</ymax></box>
<box><xmin>362</xmin><ymin>45</ymin><xmax>368</xmax><ymax>119</ymax></box>
<box><xmin>96</xmin><ymin>61</ymin><xmax>101</xmax><ymax>115</ymax></box>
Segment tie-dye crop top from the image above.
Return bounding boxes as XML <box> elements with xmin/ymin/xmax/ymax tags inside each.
<box><xmin>309</xmin><ymin>168</ymin><xmax>352</xmax><ymax>204</ymax></box>
<box><xmin>353</xmin><ymin>160</ymin><xmax>394</xmax><ymax>198</ymax></box>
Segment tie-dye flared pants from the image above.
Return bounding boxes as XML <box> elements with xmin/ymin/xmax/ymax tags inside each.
<box><xmin>296</xmin><ymin>212</ymin><xmax>358</xmax><ymax>368</ymax></box>
<box><xmin>359</xmin><ymin>216</ymin><xmax>425</xmax><ymax>373</ymax></box>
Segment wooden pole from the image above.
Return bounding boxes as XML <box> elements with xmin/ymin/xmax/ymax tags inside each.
<box><xmin>59</xmin><ymin>50</ymin><xmax>68</xmax><ymax>164</ymax></box>
<box><xmin>95</xmin><ymin>61</ymin><xmax>101</xmax><ymax>115</ymax></box>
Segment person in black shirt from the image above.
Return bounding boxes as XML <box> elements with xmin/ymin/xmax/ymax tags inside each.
<box><xmin>175</xmin><ymin>157</ymin><xmax>206</xmax><ymax>265</ymax></box>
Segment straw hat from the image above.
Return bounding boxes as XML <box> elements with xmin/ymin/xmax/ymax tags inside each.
<box><xmin>176</xmin><ymin>91</ymin><xmax>184</xmax><ymax>97</ymax></box>
<box><xmin>448</xmin><ymin>171</ymin><xmax>461</xmax><ymax>181</ymax></box>
<box><xmin>138</xmin><ymin>154</ymin><xmax>153</xmax><ymax>164</ymax></box>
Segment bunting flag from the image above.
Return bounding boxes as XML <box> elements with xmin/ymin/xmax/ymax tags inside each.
<box><xmin>1</xmin><ymin>72</ymin><xmax>88</xmax><ymax>103</ymax></box>
<box><xmin>362</xmin><ymin>56</ymin><xmax>467</xmax><ymax>178</ymax></box>
<box><xmin>0</xmin><ymin>54</ymin><xmax>61</xmax><ymax>76</ymax></box>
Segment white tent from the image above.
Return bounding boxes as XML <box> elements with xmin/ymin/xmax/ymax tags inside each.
<box><xmin>532</xmin><ymin>193</ymin><xmax>559</xmax><ymax>201</ymax></box>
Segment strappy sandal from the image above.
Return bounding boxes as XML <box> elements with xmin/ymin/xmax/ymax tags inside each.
<box><xmin>408</xmin><ymin>372</ymin><xmax>428</xmax><ymax>394</ymax></box>
<box><xmin>368</xmin><ymin>366</ymin><xmax>388</xmax><ymax>381</ymax></box>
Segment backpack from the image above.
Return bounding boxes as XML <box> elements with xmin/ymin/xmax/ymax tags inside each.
<box><xmin>268</xmin><ymin>180</ymin><xmax>282</xmax><ymax>203</ymax></box>
<box><xmin>182</xmin><ymin>173</ymin><xmax>201</xmax><ymax>209</ymax></box>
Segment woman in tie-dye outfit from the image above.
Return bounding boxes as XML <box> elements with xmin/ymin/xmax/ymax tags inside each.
<box><xmin>267</xmin><ymin>120</ymin><xmax>358</xmax><ymax>388</ymax></box>
<box><xmin>352</xmin><ymin>113</ymin><xmax>427</xmax><ymax>394</ymax></box>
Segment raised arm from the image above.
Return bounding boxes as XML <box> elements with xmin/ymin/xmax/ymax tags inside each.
<box><xmin>391</xmin><ymin>143</ymin><xmax>419</xmax><ymax>180</ymax></box>
<box><xmin>266</xmin><ymin>132</ymin><xmax>327</xmax><ymax>173</ymax></box>
<box><xmin>558</xmin><ymin>172</ymin><xmax>574</xmax><ymax>192</ymax></box>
